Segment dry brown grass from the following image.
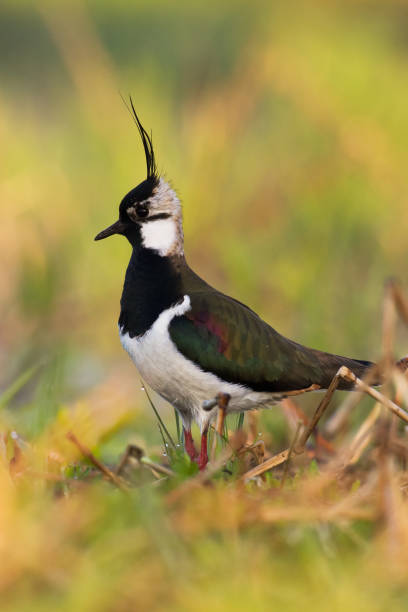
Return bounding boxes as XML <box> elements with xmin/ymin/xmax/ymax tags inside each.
<box><xmin>2</xmin><ymin>282</ymin><xmax>408</xmax><ymax>610</ymax></box>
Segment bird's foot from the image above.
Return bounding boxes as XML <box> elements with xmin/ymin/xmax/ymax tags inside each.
<box><xmin>183</xmin><ymin>428</ymin><xmax>198</xmax><ymax>462</ymax></box>
<box><xmin>197</xmin><ymin>430</ymin><xmax>209</xmax><ymax>471</ymax></box>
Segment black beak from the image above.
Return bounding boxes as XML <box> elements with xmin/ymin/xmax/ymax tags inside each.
<box><xmin>94</xmin><ymin>220</ymin><xmax>126</xmax><ymax>241</ymax></box>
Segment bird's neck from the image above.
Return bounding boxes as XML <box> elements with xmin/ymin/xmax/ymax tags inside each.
<box><xmin>119</xmin><ymin>247</ymin><xmax>185</xmax><ymax>338</ymax></box>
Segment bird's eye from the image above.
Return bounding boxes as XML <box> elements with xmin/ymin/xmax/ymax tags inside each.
<box><xmin>136</xmin><ymin>203</ymin><xmax>149</xmax><ymax>218</ymax></box>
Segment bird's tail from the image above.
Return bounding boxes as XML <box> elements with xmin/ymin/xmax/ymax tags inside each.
<box><xmin>318</xmin><ymin>352</ymin><xmax>408</xmax><ymax>390</ymax></box>
<box><xmin>331</xmin><ymin>356</ymin><xmax>375</xmax><ymax>390</ymax></box>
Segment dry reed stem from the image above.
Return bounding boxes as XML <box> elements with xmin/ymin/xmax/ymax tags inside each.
<box><xmin>280</xmin><ymin>421</ymin><xmax>302</xmax><ymax>488</ymax></box>
<box><xmin>382</xmin><ymin>280</ymin><xmax>398</xmax><ymax>368</ymax></box>
<box><xmin>296</xmin><ymin>408</ymin><xmax>381</xmax><ymax>499</ymax></box>
<box><xmin>376</xmin><ymin>418</ymin><xmax>405</xmax><ymax>563</ymax></box>
<box><xmin>216</xmin><ymin>393</ymin><xmax>230</xmax><ymax>436</ymax></box>
<box><xmin>247</xmin><ymin>411</ymin><xmax>259</xmax><ymax>445</ymax></box>
<box><xmin>283</xmin><ymin>384</ymin><xmax>321</xmax><ymax>396</ymax></box>
<box><xmin>346</xmin><ymin>403</ymin><xmax>382</xmax><ymax>465</ymax></box>
<box><xmin>389</xmin><ymin>279</ymin><xmax>408</xmax><ymax>327</ymax></box>
<box><xmin>66</xmin><ymin>431</ymin><xmax>128</xmax><ymax>491</ymax></box>
<box><xmin>140</xmin><ymin>457</ymin><xmax>174</xmax><ymax>478</ymax></box>
<box><xmin>116</xmin><ymin>444</ymin><xmax>144</xmax><ymax>476</ymax></box>
<box><xmin>325</xmin><ymin>384</ymin><xmax>366</xmax><ymax>438</ymax></box>
<box><xmin>341</xmin><ymin>367</ymin><xmax>408</xmax><ymax>423</ymax></box>
<box><xmin>294</xmin><ymin>368</ymin><xmax>344</xmax><ymax>454</ymax></box>
<box><xmin>392</xmin><ymin>371</ymin><xmax>408</xmax><ymax>405</ymax></box>
<box><xmin>115</xmin><ymin>444</ymin><xmax>173</xmax><ymax>479</ymax></box>
<box><xmin>244</xmin><ymin>439</ymin><xmax>265</xmax><ymax>465</ymax></box>
<box><xmin>347</xmin><ymin>426</ymin><xmax>374</xmax><ymax>465</ymax></box>
<box><xmin>241</xmin><ymin>449</ymin><xmax>289</xmax><ymax>481</ymax></box>
<box><xmin>282</xmin><ymin>398</ymin><xmax>335</xmax><ymax>454</ymax></box>
<box><xmin>211</xmin><ymin>393</ymin><xmax>230</xmax><ymax>461</ymax></box>
<box><xmin>310</xmin><ymin>382</ymin><xmax>406</xmax><ymax>487</ymax></box>
<box><xmin>326</xmin><ymin>280</ymin><xmax>408</xmax><ymax>438</ymax></box>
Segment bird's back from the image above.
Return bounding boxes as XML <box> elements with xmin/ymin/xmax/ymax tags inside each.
<box><xmin>171</xmin><ymin>261</ymin><xmax>374</xmax><ymax>393</ymax></box>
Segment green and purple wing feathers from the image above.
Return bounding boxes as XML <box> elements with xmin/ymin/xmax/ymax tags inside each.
<box><xmin>169</xmin><ymin>291</ymin><xmax>373</xmax><ymax>392</ymax></box>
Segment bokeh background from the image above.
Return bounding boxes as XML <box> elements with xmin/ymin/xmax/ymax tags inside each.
<box><xmin>2</xmin><ymin>0</ymin><xmax>408</xmax><ymax>609</ymax></box>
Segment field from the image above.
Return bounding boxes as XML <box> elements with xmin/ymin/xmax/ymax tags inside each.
<box><xmin>2</xmin><ymin>1</ymin><xmax>408</xmax><ymax>609</ymax></box>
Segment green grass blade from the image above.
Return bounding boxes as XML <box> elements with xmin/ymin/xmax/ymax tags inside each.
<box><xmin>174</xmin><ymin>408</ymin><xmax>181</xmax><ymax>445</ymax></box>
<box><xmin>141</xmin><ymin>379</ymin><xmax>176</xmax><ymax>449</ymax></box>
<box><xmin>0</xmin><ymin>364</ymin><xmax>39</xmax><ymax>409</ymax></box>
<box><xmin>236</xmin><ymin>412</ymin><xmax>245</xmax><ymax>430</ymax></box>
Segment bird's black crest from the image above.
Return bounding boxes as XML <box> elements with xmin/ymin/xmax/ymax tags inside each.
<box><xmin>127</xmin><ymin>96</ymin><xmax>157</xmax><ymax>181</ymax></box>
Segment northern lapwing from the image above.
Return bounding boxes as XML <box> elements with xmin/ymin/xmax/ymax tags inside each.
<box><xmin>95</xmin><ymin>104</ymin><xmax>405</xmax><ymax>470</ymax></box>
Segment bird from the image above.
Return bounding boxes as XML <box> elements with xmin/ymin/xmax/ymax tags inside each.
<box><xmin>95</xmin><ymin>103</ymin><xmax>405</xmax><ymax>470</ymax></box>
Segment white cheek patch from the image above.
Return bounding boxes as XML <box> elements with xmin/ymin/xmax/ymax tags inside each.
<box><xmin>140</xmin><ymin>218</ymin><xmax>178</xmax><ymax>256</ymax></box>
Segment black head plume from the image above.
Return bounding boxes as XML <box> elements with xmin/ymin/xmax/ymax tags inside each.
<box><xmin>127</xmin><ymin>96</ymin><xmax>157</xmax><ymax>180</ymax></box>
<box><xmin>95</xmin><ymin>99</ymin><xmax>159</xmax><ymax>242</ymax></box>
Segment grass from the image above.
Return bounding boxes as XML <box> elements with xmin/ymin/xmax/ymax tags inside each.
<box><xmin>2</xmin><ymin>0</ymin><xmax>408</xmax><ymax>608</ymax></box>
<box><xmin>1</xmin><ymin>283</ymin><xmax>408</xmax><ymax>611</ymax></box>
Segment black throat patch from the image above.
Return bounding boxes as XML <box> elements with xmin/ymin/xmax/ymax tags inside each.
<box><xmin>119</xmin><ymin>248</ymin><xmax>184</xmax><ymax>338</ymax></box>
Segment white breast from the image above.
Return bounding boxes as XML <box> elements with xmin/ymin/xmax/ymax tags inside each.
<box><xmin>119</xmin><ymin>295</ymin><xmax>279</xmax><ymax>430</ymax></box>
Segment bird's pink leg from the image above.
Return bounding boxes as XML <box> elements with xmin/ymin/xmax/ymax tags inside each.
<box><xmin>183</xmin><ymin>428</ymin><xmax>198</xmax><ymax>462</ymax></box>
<box><xmin>197</xmin><ymin>429</ymin><xmax>209</xmax><ymax>471</ymax></box>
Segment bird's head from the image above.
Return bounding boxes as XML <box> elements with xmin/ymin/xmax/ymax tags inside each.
<box><xmin>95</xmin><ymin>101</ymin><xmax>183</xmax><ymax>257</ymax></box>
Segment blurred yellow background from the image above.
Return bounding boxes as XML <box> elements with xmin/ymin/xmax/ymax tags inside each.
<box><xmin>1</xmin><ymin>0</ymin><xmax>408</xmax><ymax>429</ymax></box>
<box><xmin>3</xmin><ymin>0</ymin><xmax>408</xmax><ymax>380</ymax></box>
<box><xmin>2</xmin><ymin>2</ymin><xmax>408</xmax><ymax>610</ymax></box>
<box><xmin>1</xmin><ymin>0</ymin><xmax>408</xmax><ymax>451</ymax></box>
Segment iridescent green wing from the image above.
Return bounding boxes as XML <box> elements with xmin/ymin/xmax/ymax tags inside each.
<box><xmin>169</xmin><ymin>291</ymin><xmax>367</xmax><ymax>392</ymax></box>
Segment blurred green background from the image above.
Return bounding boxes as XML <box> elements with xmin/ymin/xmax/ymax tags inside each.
<box><xmin>2</xmin><ymin>0</ymin><xmax>408</xmax><ymax>438</ymax></box>
<box><xmin>2</xmin><ymin>2</ymin><xmax>408</xmax><ymax>611</ymax></box>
